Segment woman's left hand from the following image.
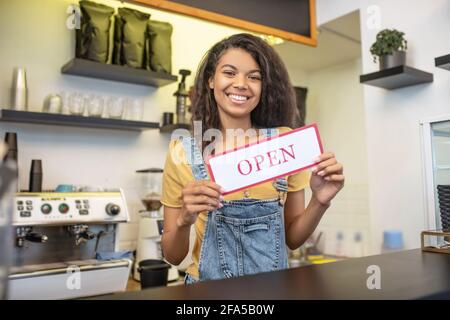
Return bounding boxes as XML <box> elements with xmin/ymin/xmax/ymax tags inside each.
<box><xmin>310</xmin><ymin>151</ymin><xmax>345</xmax><ymax>206</ymax></box>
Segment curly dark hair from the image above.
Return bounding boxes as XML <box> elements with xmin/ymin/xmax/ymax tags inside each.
<box><xmin>190</xmin><ymin>33</ymin><xmax>299</xmax><ymax>145</ymax></box>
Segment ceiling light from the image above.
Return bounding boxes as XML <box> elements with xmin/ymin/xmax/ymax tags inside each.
<box><xmin>259</xmin><ymin>34</ymin><xmax>285</xmax><ymax>46</ymax></box>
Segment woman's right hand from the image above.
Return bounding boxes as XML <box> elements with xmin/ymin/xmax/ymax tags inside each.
<box><xmin>177</xmin><ymin>180</ymin><xmax>224</xmax><ymax>227</ymax></box>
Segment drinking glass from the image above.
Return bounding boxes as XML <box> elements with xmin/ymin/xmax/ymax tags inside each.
<box><xmin>68</xmin><ymin>92</ymin><xmax>86</xmax><ymax>116</ymax></box>
<box><xmin>87</xmin><ymin>94</ymin><xmax>104</xmax><ymax>117</ymax></box>
<box><xmin>126</xmin><ymin>98</ymin><xmax>144</xmax><ymax>121</ymax></box>
<box><xmin>59</xmin><ymin>91</ymin><xmax>69</xmax><ymax>114</ymax></box>
<box><xmin>107</xmin><ymin>96</ymin><xmax>125</xmax><ymax>119</ymax></box>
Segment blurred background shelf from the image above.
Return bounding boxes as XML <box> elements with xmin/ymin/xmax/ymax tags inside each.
<box><xmin>0</xmin><ymin>109</ymin><xmax>159</xmax><ymax>131</ymax></box>
<box><xmin>159</xmin><ymin>123</ymin><xmax>191</xmax><ymax>133</ymax></box>
<box><xmin>435</xmin><ymin>54</ymin><xmax>450</xmax><ymax>71</ymax></box>
<box><xmin>359</xmin><ymin>65</ymin><xmax>433</xmax><ymax>90</ymax></box>
<box><xmin>61</xmin><ymin>58</ymin><xmax>178</xmax><ymax>87</ymax></box>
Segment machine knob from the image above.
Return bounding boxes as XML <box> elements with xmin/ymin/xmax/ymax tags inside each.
<box><xmin>59</xmin><ymin>203</ymin><xmax>69</xmax><ymax>214</ymax></box>
<box><xmin>106</xmin><ymin>203</ymin><xmax>121</xmax><ymax>216</ymax></box>
<box><xmin>41</xmin><ymin>203</ymin><xmax>52</xmax><ymax>214</ymax></box>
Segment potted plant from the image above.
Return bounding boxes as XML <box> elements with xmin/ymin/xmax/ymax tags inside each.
<box><xmin>370</xmin><ymin>29</ymin><xmax>407</xmax><ymax>70</ymax></box>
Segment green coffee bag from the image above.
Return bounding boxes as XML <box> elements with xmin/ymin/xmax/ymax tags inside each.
<box><xmin>114</xmin><ymin>8</ymin><xmax>150</xmax><ymax>68</ymax></box>
<box><xmin>147</xmin><ymin>20</ymin><xmax>173</xmax><ymax>74</ymax></box>
<box><xmin>76</xmin><ymin>0</ymin><xmax>114</xmax><ymax>63</ymax></box>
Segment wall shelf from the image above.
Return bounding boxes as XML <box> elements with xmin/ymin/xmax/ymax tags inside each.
<box><xmin>0</xmin><ymin>109</ymin><xmax>159</xmax><ymax>131</ymax></box>
<box><xmin>359</xmin><ymin>65</ymin><xmax>433</xmax><ymax>90</ymax></box>
<box><xmin>159</xmin><ymin>123</ymin><xmax>191</xmax><ymax>133</ymax></box>
<box><xmin>61</xmin><ymin>58</ymin><xmax>178</xmax><ymax>87</ymax></box>
<box><xmin>435</xmin><ymin>54</ymin><xmax>450</xmax><ymax>71</ymax></box>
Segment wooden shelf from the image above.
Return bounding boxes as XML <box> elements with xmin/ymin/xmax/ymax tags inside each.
<box><xmin>61</xmin><ymin>58</ymin><xmax>178</xmax><ymax>87</ymax></box>
<box><xmin>435</xmin><ymin>54</ymin><xmax>450</xmax><ymax>71</ymax></box>
<box><xmin>0</xmin><ymin>109</ymin><xmax>159</xmax><ymax>131</ymax></box>
<box><xmin>159</xmin><ymin>123</ymin><xmax>191</xmax><ymax>133</ymax></box>
<box><xmin>359</xmin><ymin>65</ymin><xmax>433</xmax><ymax>90</ymax></box>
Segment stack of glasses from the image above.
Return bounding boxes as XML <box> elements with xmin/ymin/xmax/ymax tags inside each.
<box><xmin>436</xmin><ymin>185</ymin><xmax>450</xmax><ymax>231</ymax></box>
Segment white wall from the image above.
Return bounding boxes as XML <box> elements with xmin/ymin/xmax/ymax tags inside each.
<box><xmin>0</xmin><ymin>0</ymin><xmax>243</xmax><ymax>251</ymax></box>
<box><xmin>304</xmin><ymin>59</ymin><xmax>369</xmax><ymax>257</ymax></box>
<box><xmin>317</xmin><ymin>0</ymin><xmax>450</xmax><ymax>253</ymax></box>
<box><xmin>288</xmin><ymin>67</ymin><xmax>309</xmax><ymax>88</ymax></box>
<box><xmin>285</xmin><ymin>9</ymin><xmax>369</xmax><ymax>257</ymax></box>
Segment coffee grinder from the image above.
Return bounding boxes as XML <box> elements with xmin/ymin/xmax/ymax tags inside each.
<box><xmin>134</xmin><ymin>168</ymin><xmax>179</xmax><ymax>282</ymax></box>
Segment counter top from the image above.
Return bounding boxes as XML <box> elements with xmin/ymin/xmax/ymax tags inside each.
<box><xmin>92</xmin><ymin>249</ymin><xmax>450</xmax><ymax>299</ymax></box>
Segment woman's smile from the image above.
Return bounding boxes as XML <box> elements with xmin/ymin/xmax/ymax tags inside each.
<box><xmin>226</xmin><ymin>92</ymin><xmax>251</xmax><ymax>105</ymax></box>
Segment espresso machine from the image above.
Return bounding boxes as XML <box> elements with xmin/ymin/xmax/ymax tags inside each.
<box><xmin>7</xmin><ymin>189</ymin><xmax>131</xmax><ymax>300</ymax></box>
<box><xmin>134</xmin><ymin>168</ymin><xmax>179</xmax><ymax>282</ymax></box>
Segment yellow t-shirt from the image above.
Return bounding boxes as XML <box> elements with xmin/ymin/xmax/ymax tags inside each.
<box><xmin>161</xmin><ymin>127</ymin><xmax>310</xmax><ymax>277</ymax></box>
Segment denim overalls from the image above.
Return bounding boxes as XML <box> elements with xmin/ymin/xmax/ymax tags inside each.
<box><xmin>181</xmin><ymin>129</ymin><xmax>289</xmax><ymax>284</ymax></box>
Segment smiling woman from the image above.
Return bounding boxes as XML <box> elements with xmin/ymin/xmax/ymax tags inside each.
<box><xmin>161</xmin><ymin>33</ymin><xmax>344</xmax><ymax>284</ymax></box>
<box><xmin>208</xmin><ymin>48</ymin><xmax>262</xmax><ymax>127</ymax></box>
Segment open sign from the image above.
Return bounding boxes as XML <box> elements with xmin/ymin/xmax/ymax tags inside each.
<box><xmin>206</xmin><ymin>124</ymin><xmax>323</xmax><ymax>194</ymax></box>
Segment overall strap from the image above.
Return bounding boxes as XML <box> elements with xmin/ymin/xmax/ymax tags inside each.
<box><xmin>180</xmin><ymin>136</ymin><xmax>209</xmax><ymax>181</ymax></box>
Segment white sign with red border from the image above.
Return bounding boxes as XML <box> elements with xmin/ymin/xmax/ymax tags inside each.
<box><xmin>206</xmin><ymin>124</ymin><xmax>323</xmax><ymax>194</ymax></box>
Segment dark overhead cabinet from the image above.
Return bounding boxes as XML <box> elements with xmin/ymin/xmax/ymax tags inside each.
<box><xmin>129</xmin><ymin>0</ymin><xmax>317</xmax><ymax>46</ymax></box>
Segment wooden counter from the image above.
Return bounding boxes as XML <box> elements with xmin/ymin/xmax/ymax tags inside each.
<box><xmin>91</xmin><ymin>249</ymin><xmax>450</xmax><ymax>300</ymax></box>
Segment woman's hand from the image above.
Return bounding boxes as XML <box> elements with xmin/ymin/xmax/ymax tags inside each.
<box><xmin>178</xmin><ymin>180</ymin><xmax>223</xmax><ymax>227</ymax></box>
<box><xmin>310</xmin><ymin>152</ymin><xmax>345</xmax><ymax>206</ymax></box>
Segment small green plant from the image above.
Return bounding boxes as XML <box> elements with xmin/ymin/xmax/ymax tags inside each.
<box><xmin>370</xmin><ymin>29</ymin><xmax>407</xmax><ymax>63</ymax></box>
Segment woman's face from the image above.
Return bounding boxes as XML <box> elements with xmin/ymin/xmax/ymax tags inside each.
<box><xmin>209</xmin><ymin>48</ymin><xmax>262</xmax><ymax>121</ymax></box>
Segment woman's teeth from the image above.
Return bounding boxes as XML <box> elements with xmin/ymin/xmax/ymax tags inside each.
<box><xmin>228</xmin><ymin>94</ymin><xmax>248</xmax><ymax>103</ymax></box>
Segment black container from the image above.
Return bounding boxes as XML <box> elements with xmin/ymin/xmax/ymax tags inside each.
<box><xmin>3</xmin><ymin>132</ymin><xmax>17</xmax><ymax>161</ymax></box>
<box><xmin>138</xmin><ymin>259</ymin><xmax>170</xmax><ymax>289</ymax></box>
<box><xmin>162</xmin><ymin>112</ymin><xmax>174</xmax><ymax>126</ymax></box>
<box><xmin>3</xmin><ymin>132</ymin><xmax>19</xmax><ymax>191</ymax></box>
<box><xmin>29</xmin><ymin>159</ymin><xmax>42</xmax><ymax>192</ymax></box>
